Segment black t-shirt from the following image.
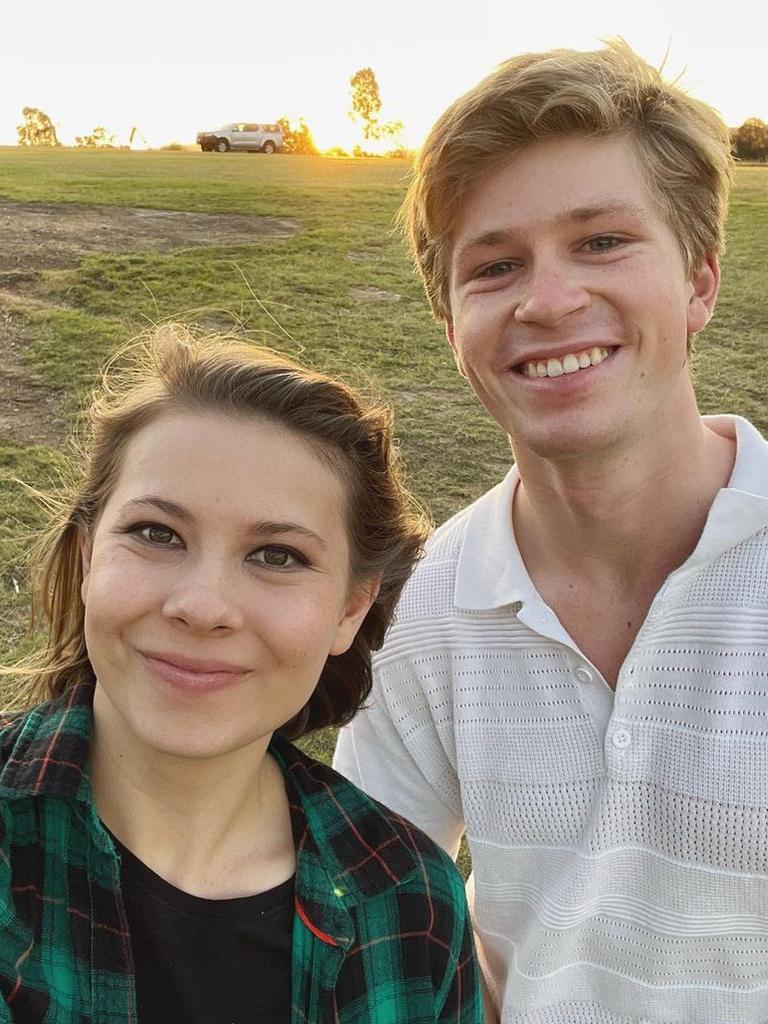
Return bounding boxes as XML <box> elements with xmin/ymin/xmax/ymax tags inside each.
<box><xmin>116</xmin><ymin>838</ymin><xmax>294</xmax><ymax>1024</ymax></box>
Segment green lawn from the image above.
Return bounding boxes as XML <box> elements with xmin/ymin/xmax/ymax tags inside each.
<box><xmin>1</xmin><ymin>148</ymin><xmax>766</xmax><ymax>769</ymax></box>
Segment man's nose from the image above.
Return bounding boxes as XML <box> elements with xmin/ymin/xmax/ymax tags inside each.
<box><xmin>162</xmin><ymin>560</ymin><xmax>244</xmax><ymax>633</ymax></box>
<box><xmin>514</xmin><ymin>259</ymin><xmax>589</xmax><ymax>326</ymax></box>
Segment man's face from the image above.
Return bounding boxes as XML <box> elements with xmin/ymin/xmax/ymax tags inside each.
<box><xmin>446</xmin><ymin>134</ymin><xmax>718</xmax><ymax>462</ymax></box>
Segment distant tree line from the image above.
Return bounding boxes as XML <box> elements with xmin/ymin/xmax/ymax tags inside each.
<box><xmin>15</xmin><ymin>103</ymin><xmax>768</xmax><ymax>163</ymax></box>
<box><xmin>16</xmin><ymin>107</ymin><xmax>118</xmax><ymax>148</ymax></box>
<box><xmin>731</xmin><ymin>117</ymin><xmax>768</xmax><ymax>161</ymax></box>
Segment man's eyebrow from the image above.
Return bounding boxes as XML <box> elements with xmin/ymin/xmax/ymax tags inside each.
<box><xmin>454</xmin><ymin>230</ymin><xmax>510</xmax><ymax>264</ymax></box>
<box><xmin>565</xmin><ymin>202</ymin><xmax>649</xmax><ymax>223</ymax></box>
<box><xmin>121</xmin><ymin>496</ymin><xmax>327</xmax><ymax>547</ymax></box>
<box><xmin>454</xmin><ymin>202</ymin><xmax>649</xmax><ymax>264</ymax></box>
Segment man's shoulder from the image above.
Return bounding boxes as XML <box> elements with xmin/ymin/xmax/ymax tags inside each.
<box><xmin>394</xmin><ymin>474</ymin><xmax>512</xmax><ymax>622</ymax></box>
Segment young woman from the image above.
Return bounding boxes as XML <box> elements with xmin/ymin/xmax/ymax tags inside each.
<box><xmin>0</xmin><ymin>326</ymin><xmax>482</xmax><ymax>1024</ymax></box>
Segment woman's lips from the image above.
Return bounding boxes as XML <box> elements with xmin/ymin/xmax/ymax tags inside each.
<box><xmin>141</xmin><ymin>652</ymin><xmax>247</xmax><ymax>694</ymax></box>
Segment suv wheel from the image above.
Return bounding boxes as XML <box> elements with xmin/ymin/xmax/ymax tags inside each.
<box><xmin>215</xmin><ymin>139</ymin><xmax>230</xmax><ymax>153</ymax></box>
<box><xmin>262</xmin><ymin>140</ymin><xmax>276</xmax><ymax>154</ymax></box>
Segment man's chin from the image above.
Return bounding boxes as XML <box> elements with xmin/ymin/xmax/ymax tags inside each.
<box><xmin>509</xmin><ymin>422</ymin><xmax>628</xmax><ymax>465</ymax></box>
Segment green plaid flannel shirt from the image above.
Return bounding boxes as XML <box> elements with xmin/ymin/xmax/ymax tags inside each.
<box><xmin>0</xmin><ymin>684</ymin><xmax>482</xmax><ymax>1023</ymax></box>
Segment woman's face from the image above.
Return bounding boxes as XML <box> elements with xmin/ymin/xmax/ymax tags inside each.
<box><xmin>80</xmin><ymin>410</ymin><xmax>375</xmax><ymax>764</ymax></box>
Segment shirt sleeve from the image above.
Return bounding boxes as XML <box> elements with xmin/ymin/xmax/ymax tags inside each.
<box><xmin>334</xmin><ymin>663</ymin><xmax>465</xmax><ymax>860</ymax></box>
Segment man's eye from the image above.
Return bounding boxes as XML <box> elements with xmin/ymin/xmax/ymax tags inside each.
<box><xmin>249</xmin><ymin>545</ymin><xmax>307</xmax><ymax>569</ymax></box>
<box><xmin>478</xmin><ymin>260</ymin><xmax>514</xmax><ymax>278</ymax></box>
<box><xmin>133</xmin><ymin>524</ymin><xmax>180</xmax><ymax>546</ymax></box>
<box><xmin>585</xmin><ymin>235</ymin><xmax>621</xmax><ymax>253</ymax></box>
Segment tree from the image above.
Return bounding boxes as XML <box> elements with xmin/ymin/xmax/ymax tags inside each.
<box><xmin>731</xmin><ymin>117</ymin><xmax>768</xmax><ymax>161</ymax></box>
<box><xmin>348</xmin><ymin>68</ymin><xmax>404</xmax><ymax>154</ymax></box>
<box><xmin>17</xmin><ymin>107</ymin><xmax>60</xmax><ymax>147</ymax></box>
<box><xmin>349</xmin><ymin>68</ymin><xmax>383</xmax><ymax>141</ymax></box>
<box><xmin>74</xmin><ymin>126</ymin><xmax>116</xmax><ymax>148</ymax></box>
<box><xmin>276</xmin><ymin>117</ymin><xmax>318</xmax><ymax>155</ymax></box>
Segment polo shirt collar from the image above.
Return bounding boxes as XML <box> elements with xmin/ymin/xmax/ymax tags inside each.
<box><xmin>680</xmin><ymin>415</ymin><xmax>768</xmax><ymax>573</ymax></box>
<box><xmin>454</xmin><ymin>415</ymin><xmax>768</xmax><ymax>611</ymax></box>
<box><xmin>454</xmin><ymin>465</ymin><xmax>530</xmax><ymax>610</ymax></box>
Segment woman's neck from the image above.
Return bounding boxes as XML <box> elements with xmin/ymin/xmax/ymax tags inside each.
<box><xmin>89</xmin><ymin>687</ymin><xmax>295</xmax><ymax>898</ymax></box>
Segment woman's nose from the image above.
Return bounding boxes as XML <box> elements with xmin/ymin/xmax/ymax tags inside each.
<box><xmin>162</xmin><ymin>561</ymin><xmax>244</xmax><ymax>632</ymax></box>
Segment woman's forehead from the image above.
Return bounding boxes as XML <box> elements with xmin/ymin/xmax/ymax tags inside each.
<box><xmin>105</xmin><ymin>410</ymin><xmax>351</xmax><ymax>536</ymax></box>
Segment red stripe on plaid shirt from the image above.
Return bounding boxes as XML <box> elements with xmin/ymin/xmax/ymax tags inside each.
<box><xmin>295</xmin><ymin>896</ymin><xmax>341</xmax><ymax>947</ymax></box>
<box><xmin>33</xmin><ymin>684</ymin><xmax>80</xmax><ymax>790</ymax></box>
<box><xmin>289</xmin><ymin>757</ymin><xmax>401</xmax><ymax>883</ymax></box>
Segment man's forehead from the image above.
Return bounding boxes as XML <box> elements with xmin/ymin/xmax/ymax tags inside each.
<box><xmin>449</xmin><ymin>137</ymin><xmax>663</xmax><ymax>244</ymax></box>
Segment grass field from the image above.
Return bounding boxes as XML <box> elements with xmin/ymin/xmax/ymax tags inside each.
<box><xmin>1</xmin><ymin>148</ymin><xmax>767</xmax><ymax>769</ymax></box>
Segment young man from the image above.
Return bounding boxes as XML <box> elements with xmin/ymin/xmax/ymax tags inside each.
<box><xmin>335</xmin><ymin>41</ymin><xmax>768</xmax><ymax>1023</ymax></box>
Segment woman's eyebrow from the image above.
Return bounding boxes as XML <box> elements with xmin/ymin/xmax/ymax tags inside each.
<box><xmin>123</xmin><ymin>495</ymin><xmax>192</xmax><ymax>521</ymax></box>
<box><xmin>121</xmin><ymin>496</ymin><xmax>327</xmax><ymax>548</ymax></box>
<box><xmin>244</xmin><ymin>521</ymin><xmax>327</xmax><ymax>549</ymax></box>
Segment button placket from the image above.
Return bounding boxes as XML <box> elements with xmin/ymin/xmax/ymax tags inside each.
<box><xmin>611</xmin><ymin>727</ymin><xmax>631</xmax><ymax>749</ymax></box>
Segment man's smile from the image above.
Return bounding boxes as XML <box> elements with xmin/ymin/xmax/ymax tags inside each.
<box><xmin>516</xmin><ymin>345</ymin><xmax>614</xmax><ymax>378</ymax></box>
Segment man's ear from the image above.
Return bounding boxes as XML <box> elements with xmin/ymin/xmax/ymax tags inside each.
<box><xmin>687</xmin><ymin>251</ymin><xmax>720</xmax><ymax>336</ymax></box>
<box><xmin>330</xmin><ymin>577</ymin><xmax>381</xmax><ymax>657</ymax></box>
<box><xmin>445</xmin><ymin>321</ymin><xmax>467</xmax><ymax>379</ymax></box>
<box><xmin>79</xmin><ymin>530</ymin><xmax>92</xmax><ymax>605</ymax></box>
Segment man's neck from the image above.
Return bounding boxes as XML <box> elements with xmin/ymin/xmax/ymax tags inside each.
<box><xmin>512</xmin><ymin>414</ymin><xmax>736</xmax><ymax>685</ymax></box>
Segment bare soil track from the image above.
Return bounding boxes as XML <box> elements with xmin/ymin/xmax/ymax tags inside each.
<box><xmin>0</xmin><ymin>200</ymin><xmax>299</xmax><ymax>447</ymax></box>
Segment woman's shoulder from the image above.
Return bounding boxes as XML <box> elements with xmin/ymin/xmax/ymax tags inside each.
<box><xmin>271</xmin><ymin>732</ymin><xmax>465</xmax><ymax>894</ymax></box>
<box><xmin>0</xmin><ymin>685</ymin><xmax>93</xmax><ymax>797</ymax></box>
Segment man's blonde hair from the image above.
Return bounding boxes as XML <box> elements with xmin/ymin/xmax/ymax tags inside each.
<box><xmin>401</xmin><ymin>40</ymin><xmax>733</xmax><ymax>322</ymax></box>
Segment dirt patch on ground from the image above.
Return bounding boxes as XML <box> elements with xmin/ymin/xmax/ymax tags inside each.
<box><xmin>0</xmin><ymin>200</ymin><xmax>300</xmax><ymax>449</ymax></box>
<box><xmin>0</xmin><ymin>201</ymin><xmax>299</xmax><ymax>278</ymax></box>
<box><xmin>0</xmin><ymin>297</ymin><xmax>68</xmax><ymax>447</ymax></box>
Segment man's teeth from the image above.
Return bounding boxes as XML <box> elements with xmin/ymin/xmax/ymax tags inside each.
<box><xmin>522</xmin><ymin>347</ymin><xmax>611</xmax><ymax>379</ymax></box>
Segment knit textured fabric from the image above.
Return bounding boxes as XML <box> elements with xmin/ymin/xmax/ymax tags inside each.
<box><xmin>335</xmin><ymin>416</ymin><xmax>768</xmax><ymax>1023</ymax></box>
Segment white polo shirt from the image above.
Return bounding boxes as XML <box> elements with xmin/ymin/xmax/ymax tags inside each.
<box><xmin>334</xmin><ymin>415</ymin><xmax>768</xmax><ymax>1024</ymax></box>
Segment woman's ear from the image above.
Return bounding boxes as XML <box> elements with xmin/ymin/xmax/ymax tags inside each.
<box><xmin>79</xmin><ymin>530</ymin><xmax>92</xmax><ymax>605</ymax></box>
<box><xmin>330</xmin><ymin>576</ymin><xmax>381</xmax><ymax>656</ymax></box>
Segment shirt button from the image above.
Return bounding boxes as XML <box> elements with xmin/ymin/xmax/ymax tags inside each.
<box><xmin>612</xmin><ymin>728</ymin><xmax>631</xmax><ymax>749</ymax></box>
<box><xmin>574</xmin><ymin>666</ymin><xmax>593</xmax><ymax>684</ymax></box>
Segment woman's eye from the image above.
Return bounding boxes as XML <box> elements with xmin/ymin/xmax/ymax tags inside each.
<box><xmin>134</xmin><ymin>524</ymin><xmax>180</xmax><ymax>546</ymax></box>
<box><xmin>249</xmin><ymin>545</ymin><xmax>306</xmax><ymax>569</ymax></box>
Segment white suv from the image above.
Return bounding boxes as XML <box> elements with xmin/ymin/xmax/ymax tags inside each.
<box><xmin>197</xmin><ymin>123</ymin><xmax>283</xmax><ymax>154</ymax></box>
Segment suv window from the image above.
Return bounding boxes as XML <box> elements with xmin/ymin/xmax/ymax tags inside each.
<box><xmin>244</xmin><ymin>124</ymin><xmax>260</xmax><ymax>132</ymax></box>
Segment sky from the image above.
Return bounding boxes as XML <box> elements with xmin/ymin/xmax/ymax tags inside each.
<box><xmin>1</xmin><ymin>0</ymin><xmax>766</xmax><ymax>151</ymax></box>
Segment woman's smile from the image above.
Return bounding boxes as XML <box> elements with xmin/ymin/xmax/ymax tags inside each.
<box><xmin>140</xmin><ymin>651</ymin><xmax>249</xmax><ymax>695</ymax></box>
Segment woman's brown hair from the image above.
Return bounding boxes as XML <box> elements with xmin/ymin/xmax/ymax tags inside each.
<box><xmin>8</xmin><ymin>324</ymin><xmax>430</xmax><ymax>738</ymax></box>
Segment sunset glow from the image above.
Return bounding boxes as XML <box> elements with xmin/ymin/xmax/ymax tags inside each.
<box><xmin>2</xmin><ymin>0</ymin><xmax>766</xmax><ymax>152</ymax></box>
